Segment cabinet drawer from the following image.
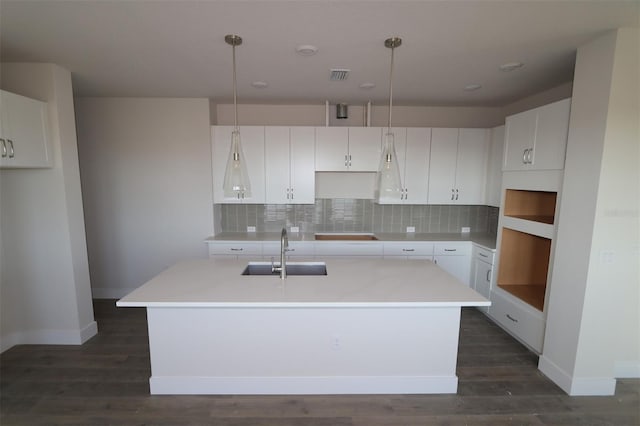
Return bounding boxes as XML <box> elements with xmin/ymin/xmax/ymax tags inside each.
<box><xmin>208</xmin><ymin>242</ymin><xmax>262</xmax><ymax>257</ymax></box>
<box><xmin>383</xmin><ymin>242</ymin><xmax>434</xmax><ymax>257</ymax></box>
<box><xmin>263</xmin><ymin>242</ymin><xmax>315</xmax><ymax>258</ymax></box>
<box><xmin>434</xmin><ymin>242</ymin><xmax>471</xmax><ymax>256</ymax></box>
<box><xmin>474</xmin><ymin>245</ymin><xmax>495</xmax><ymax>264</ymax></box>
<box><xmin>490</xmin><ymin>289</ymin><xmax>545</xmax><ymax>353</ymax></box>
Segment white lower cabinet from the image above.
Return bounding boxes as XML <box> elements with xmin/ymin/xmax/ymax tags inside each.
<box><xmin>433</xmin><ymin>242</ymin><xmax>472</xmax><ymax>286</ymax></box>
<box><xmin>489</xmin><ymin>288</ymin><xmax>546</xmax><ymax>353</ymax></box>
<box><xmin>208</xmin><ymin>242</ymin><xmax>262</xmax><ymax>259</ymax></box>
<box><xmin>471</xmin><ymin>244</ymin><xmax>495</xmax><ymax>313</ymax></box>
<box><xmin>383</xmin><ymin>241</ymin><xmax>434</xmax><ymax>260</ymax></box>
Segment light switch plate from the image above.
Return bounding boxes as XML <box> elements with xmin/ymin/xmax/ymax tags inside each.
<box><xmin>247</xmin><ymin>226</ymin><xmax>256</xmax><ymax>233</ymax></box>
<box><xmin>461</xmin><ymin>227</ymin><xmax>471</xmax><ymax>233</ymax></box>
<box><xmin>290</xmin><ymin>226</ymin><xmax>300</xmax><ymax>233</ymax></box>
<box><xmin>406</xmin><ymin>226</ymin><xmax>416</xmax><ymax>233</ymax></box>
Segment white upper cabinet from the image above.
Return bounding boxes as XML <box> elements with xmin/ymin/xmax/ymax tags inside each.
<box><xmin>379</xmin><ymin>127</ymin><xmax>431</xmax><ymax>205</ymax></box>
<box><xmin>265</xmin><ymin>127</ymin><xmax>315</xmax><ymax>204</ymax></box>
<box><xmin>428</xmin><ymin>128</ymin><xmax>458</xmax><ymax>204</ymax></box>
<box><xmin>428</xmin><ymin>128</ymin><xmax>488</xmax><ymax>204</ymax></box>
<box><xmin>503</xmin><ymin>98</ymin><xmax>571</xmax><ymax>171</ymax></box>
<box><xmin>0</xmin><ymin>90</ymin><xmax>51</xmax><ymax>168</ymax></box>
<box><xmin>347</xmin><ymin>127</ymin><xmax>382</xmax><ymax>171</ymax></box>
<box><xmin>456</xmin><ymin>128</ymin><xmax>489</xmax><ymax>204</ymax></box>
<box><xmin>315</xmin><ymin>127</ymin><xmax>381</xmax><ymax>171</ymax></box>
<box><xmin>212</xmin><ymin>125</ymin><xmax>265</xmax><ymax>204</ymax></box>
<box><xmin>486</xmin><ymin>125</ymin><xmax>505</xmax><ymax>207</ymax></box>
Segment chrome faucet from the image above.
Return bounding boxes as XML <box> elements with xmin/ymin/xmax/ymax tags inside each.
<box><xmin>272</xmin><ymin>227</ymin><xmax>288</xmax><ymax>279</ymax></box>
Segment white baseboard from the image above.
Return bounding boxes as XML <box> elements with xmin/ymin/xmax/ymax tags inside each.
<box><xmin>0</xmin><ymin>320</ymin><xmax>99</xmax><ymax>354</ymax></box>
<box><xmin>91</xmin><ymin>287</ymin><xmax>138</xmax><ymax>299</ymax></box>
<box><xmin>539</xmin><ymin>355</ymin><xmax>616</xmax><ymax>396</ymax></box>
<box><xmin>149</xmin><ymin>375</ymin><xmax>458</xmax><ymax>395</ymax></box>
<box><xmin>614</xmin><ymin>361</ymin><xmax>640</xmax><ymax>378</ymax></box>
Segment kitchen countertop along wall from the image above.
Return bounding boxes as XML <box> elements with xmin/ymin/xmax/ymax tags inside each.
<box><xmin>207</xmin><ymin>232</ymin><xmax>496</xmax><ymax>250</ymax></box>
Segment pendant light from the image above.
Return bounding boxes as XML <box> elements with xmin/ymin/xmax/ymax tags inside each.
<box><xmin>222</xmin><ymin>34</ymin><xmax>251</xmax><ymax>199</ymax></box>
<box><xmin>376</xmin><ymin>36</ymin><xmax>404</xmax><ymax>203</ymax></box>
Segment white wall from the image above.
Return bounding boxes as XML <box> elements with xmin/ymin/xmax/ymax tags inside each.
<box><xmin>539</xmin><ymin>28</ymin><xmax>639</xmax><ymax>395</ymax></box>
<box><xmin>0</xmin><ymin>63</ymin><xmax>96</xmax><ymax>352</ymax></box>
<box><xmin>502</xmin><ymin>82</ymin><xmax>574</xmax><ymax>118</ymax></box>
<box><xmin>216</xmin><ymin>103</ymin><xmax>505</xmax><ymax>128</ymax></box>
<box><xmin>75</xmin><ymin>98</ymin><xmax>213</xmax><ymax>298</ymax></box>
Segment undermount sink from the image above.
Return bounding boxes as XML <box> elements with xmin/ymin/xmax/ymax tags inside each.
<box><xmin>242</xmin><ymin>261</ymin><xmax>327</xmax><ymax>276</ymax></box>
<box><xmin>314</xmin><ymin>233</ymin><xmax>378</xmax><ymax>241</ymax></box>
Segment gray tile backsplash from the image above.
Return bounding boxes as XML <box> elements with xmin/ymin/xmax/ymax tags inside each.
<box><xmin>220</xmin><ymin>200</ymin><xmax>499</xmax><ymax>235</ymax></box>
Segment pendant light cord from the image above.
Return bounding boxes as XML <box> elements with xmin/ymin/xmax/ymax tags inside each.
<box><xmin>388</xmin><ymin>44</ymin><xmax>394</xmax><ymax>132</ymax></box>
<box><xmin>232</xmin><ymin>43</ymin><xmax>238</xmax><ymax>131</ymax></box>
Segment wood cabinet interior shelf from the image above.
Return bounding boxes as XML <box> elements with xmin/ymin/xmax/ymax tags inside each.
<box><xmin>497</xmin><ymin>228</ymin><xmax>551</xmax><ymax>311</ymax></box>
<box><xmin>504</xmin><ymin>189</ymin><xmax>557</xmax><ymax>225</ymax></box>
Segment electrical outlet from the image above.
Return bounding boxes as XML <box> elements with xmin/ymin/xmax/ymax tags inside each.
<box><xmin>290</xmin><ymin>226</ymin><xmax>300</xmax><ymax>233</ymax></box>
<box><xmin>406</xmin><ymin>226</ymin><xmax>416</xmax><ymax>233</ymax></box>
<box><xmin>461</xmin><ymin>227</ymin><xmax>471</xmax><ymax>233</ymax></box>
<box><xmin>247</xmin><ymin>226</ymin><xmax>256</xmax><ymax>233</ymax></box>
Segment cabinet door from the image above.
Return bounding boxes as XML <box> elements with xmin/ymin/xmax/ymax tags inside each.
<box><xmin>265</xmin><ymin>127</ymin><xmax>291</xmax><ymax>204</ymax></box>
<box><xmin>531</xmin><ymin>98</ymin><xmax>570</xmax><ymax>170</ymax></box>
<box><xmin>486</xmin><ymin>125</ymin><xmax>505</xmax><ymax>207</ymax></box>
<box><xmin>403</xmin><ymin>128</ymin><xmax>431</xmax><ymax>204</ymax></box>
<box><xmin>315</xmin><ymin>127</ymin><xmax>348</xmax><ymax>171</ymax></box>
<box><xmin>456</xmin><ymin>128</ymin><xmax>489</xmax><ymax>204</ymax></box>
<box><xmin>212</xmin><ymin>126</ymin><xmax>265</xmax><ymax>204</ymax></box>
<box><xmin>474</xmin><ymin>260</ymin><xmax>492</xmax><ymax>299</ymax></box>
<box><xmin>434</xmin><ymin>255</ymin><xmax>471</xmax><ymax>286</ymax></box>
<box><xmin>290</xmin><ymin>127</ymin><xmax>316</xmax><ymax>204</ymax></box>
<box><xmin>428</xmin><ymin>128</ymin><xmax>458</xmax><ymax>204</ymax></box>
<box><xmin>348</xmin><ymin>127</ymin><xmax>382</xmax><ymax>171</ymax></box>
<box><xmin>0</xmin><ymin>90</ymin><xmax>51</xmax><ymax>168</ymax></box>
<box><xmin>503</xmin><ymin>109</ymin><xmax>536</xmax><ymax>171</ymax></box>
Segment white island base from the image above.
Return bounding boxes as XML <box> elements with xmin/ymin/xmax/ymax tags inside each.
<box><xmin>147</xmin><ymin>306</ymin><xmax>460</xmax><ymax>394</ymax></box>
<box><xmin>118</xmin><ymin>258</ymin><xmax>489</xmax><ymax>395</ymax></box>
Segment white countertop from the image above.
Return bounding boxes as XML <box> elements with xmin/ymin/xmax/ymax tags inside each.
<box><xmin>117</xmin><ymin>258</ymin><xmax>491</xmax><ymax>308</ymax></box>
<box><xmin>206</xmin><ymin>232</ymin><xmax>497</xmax><ymax>250</ymax></box>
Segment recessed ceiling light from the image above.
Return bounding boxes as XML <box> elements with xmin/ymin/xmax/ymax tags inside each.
<box><xmin>359</xmin><ymin>82</ymin><xmax>376</xmax><ymax>89</ymax></box>
<box><xmin>463</xmin><ymin>84</ymin><xmax>482</xmax><ymax>91</ymax></box>
<box><xmin>251</xmin><ymin>81</ymin><xmax>268</xmax><ymax>89</ymax></box>
<box><xmin>296</xmin><ymin>45</ymin><xmax>318</xmax><ymax>56</ymax></box>
<box><xmin>499</xmin><ymin>62</ymin><xmax>524</xmax><ymax>72</ymax></box>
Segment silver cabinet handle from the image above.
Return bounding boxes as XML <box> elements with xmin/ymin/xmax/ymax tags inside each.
<box><xmin>486</xmin><ymin>269</ymin><xmax>491</xmax><ymax>282</ymax></box>
<box><xmin>527</xmin><ymin>148</ymin><xmax>533</xmax><ymax>164</ymax></box>
<box><xmin>1</xmin><ymin>139</ymin><xmax>6</xmax><ymax>158</ymax></box>
<box><xmin>402</xmin><ymin>248</ymin><xmax>415</xmax><ymax>252</ymax></box>
<box><xmin>506</xmin><ymin>314</ymin><xmax>518</xmax><ymax>323</ymax></box>
<box><xmin>444</xmin><ymin>248</ymin><xmax>457</xmax><ymax>252</ymax></box>
<box><xmin>344</xmin><ymin>155</ymin><xmax>348</xmax><ymax>166</ymax></box>
<box><xmin>7</xmin><ymin>139</ymin><xmax>14</xmax><ymax>158</ymax></box>
<box><xmin>455</xmin><ymin>189</ymin><xmax>459</xmax><ymax>201</ymax></box>
<box><xmin>290</xmin><ymin>188</ymin><xmax>293</xmax><ymax>200</ymax></box>
<box><xmin>451</xmin><ymin>189</ymin><xmax>455</xmax><ymax>200</ymax></box>
<box><xmin>348</xmin><ymin>154</ymin><xmax>352</xmax><ymax>167</ymax></box>
<box><xmin>230</xmin><ymin>248</ymin><xmax>244</xmax><ymax>251</ymax></box>
<box><xmin>522</xmin><ymin>149</ymin><xmax>528</xmax><ymax>164</ymax></box>
<box><xmin>479</xmin><ymin>252</ymin><xmax>488</xmax><ymax>258</ymax></box>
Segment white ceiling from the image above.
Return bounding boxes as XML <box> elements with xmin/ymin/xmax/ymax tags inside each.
<box><xmin>1</xmin><ymin>1</ymin><xmax>638</xmax><ymax>106</ymax></box>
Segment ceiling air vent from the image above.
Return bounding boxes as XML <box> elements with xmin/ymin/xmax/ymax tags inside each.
<box><xmin>329</xmin><ymin>69</ymin><xmax>350</xmax><ymax>81</ymax></box>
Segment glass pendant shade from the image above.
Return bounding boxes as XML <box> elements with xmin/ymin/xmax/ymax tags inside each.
<box><xmin>376</xmin><ymin>131</ymin><xmax>403</xmax><ymax>201</ymax></box>
<box><xmin>223</xmin><ymin>129</ymin><xmax>251</xmax><ymax>198</ymax></box>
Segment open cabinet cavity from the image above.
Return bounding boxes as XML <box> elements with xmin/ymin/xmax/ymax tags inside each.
<box><xmin>497</xmin><ymin>228</ymin><xmax>551</xmax><ymax>311</ymax></box>
<box><xmin>504</xmin><ymin>189</ymin><xmax>557</xmax><ymax>225</ymax></box>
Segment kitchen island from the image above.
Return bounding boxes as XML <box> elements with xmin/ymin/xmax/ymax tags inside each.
<box><xmin>117</xmin><ymin>258</ymin><xmax>489</xmax><ymax>395</ymax></box>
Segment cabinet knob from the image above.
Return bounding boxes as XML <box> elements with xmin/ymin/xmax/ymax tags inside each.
<box><xmin>7</xmin><ymin>140</ymin><xmax>14</xmax><ymax>158</ymax></box>
<box><xmin>0</xmin><ymin>139</ymin><xmax>6</xmax><ymax>158</ymax></box>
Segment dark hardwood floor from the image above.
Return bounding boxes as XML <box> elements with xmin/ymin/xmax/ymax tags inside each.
<box><xmin>1</xmin><ymin>300</ymin><xmax>638</xmax><ymax>425</ymax></box>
